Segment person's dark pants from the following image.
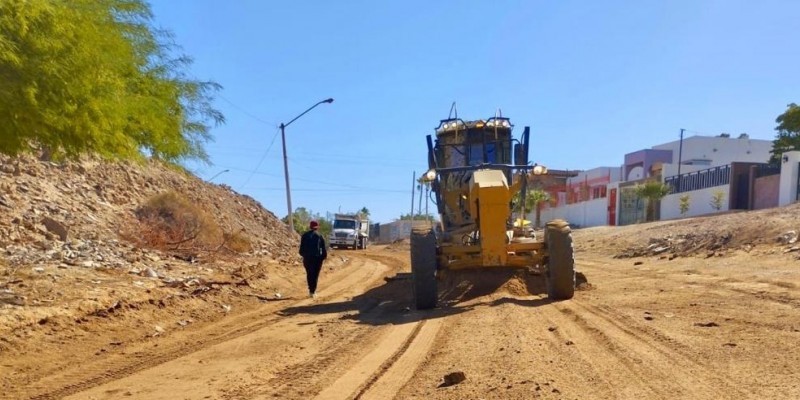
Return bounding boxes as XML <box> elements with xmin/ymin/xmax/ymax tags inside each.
<box><xmin>303</xmin><ymin>257</ymin><xmax>324</xmax><ymax>294</ymax></box>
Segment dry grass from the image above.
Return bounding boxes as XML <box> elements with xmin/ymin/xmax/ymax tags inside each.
<box><xmin>223</xmin><ymin>230</ymin><xmax>252</xmax><ymax>253</ymax></box>
<box><xmin>123</xmin><ymin>191</ymin><xmax>222</xmax><ymax>254</ymax></box>
<box><xmin>120</xmin><ymin>191</ymin><xmax>253</xmax><ymax>258</ymax></box>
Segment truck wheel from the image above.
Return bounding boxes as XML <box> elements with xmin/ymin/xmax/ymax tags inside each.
<box><xmin>411</xmin><ymin>228</ymin><xmax>438</xmax><ymax>310</ymax></box>
<box><xmin>545</xmin><ymin>219</ymin><xmax>575</xmax><ymax>300</ymax></box>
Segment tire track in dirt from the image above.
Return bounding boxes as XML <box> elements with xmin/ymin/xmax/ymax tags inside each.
<box><xmin>568</xmin><ymin>300</ymin><xmax>754</xmax><ymax>396</ymax></box>
<box><xmin>551</xmin><ymin>299</ymin><xmax>752</xmax><ymax>399</ymax></box>
<box><xmin>536</xmin><ymin>303</ymin><xmax>670</xmax><ymax>399</ymax></box>
<box><xmin>30</xmin><ymin>256</ymin><xmax>388</xmax><ymax>400</ymax></box>
<box><xmin>250</xmin><ymin>251</ymin><xmax>441</xmax><ymax>400</ymax></box>
<box><xmin>352</xmin><ymin>318</ymin><xmax>443</xmax><ymax>400</ymax></box>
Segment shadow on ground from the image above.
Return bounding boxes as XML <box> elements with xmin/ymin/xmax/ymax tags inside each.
<box><xmin>279</xmin><ymin>267</ymin><xmax>558</xmax><ymax>326</ymax></box>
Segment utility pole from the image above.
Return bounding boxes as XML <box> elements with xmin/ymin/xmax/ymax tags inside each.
<box><xmin>279</xmin><ymin>98</ymin><xmax>334</xmax><ymax>233</ymax></box>
<box><xmin>418</xmin><ymin>181</ymin><xmax>423</xmax><ymax>220</ymax></box>
<box><xmin>677</xmin><ymin>128</ymin><xmax>685</xmax><ymax>192</ymax></box>
<box><xmin>425</xmin><ymin>183</ymin><xmax>429</xmax><ymax>222</ymax></box>
<box><xmin>410</xmin><ymin>171</ymin><xmax>416</xmax><ymax>220</ymax></box>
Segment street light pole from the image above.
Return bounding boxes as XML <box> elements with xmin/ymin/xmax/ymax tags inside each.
<box><xmin>280</xmin><ymin>98</ymin><xmax>334</xmax><ymax>233</ymax></box>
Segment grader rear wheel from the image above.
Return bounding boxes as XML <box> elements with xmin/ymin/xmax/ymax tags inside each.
<box><xmin>410</xmin><ymin>229</ymin><xmax>438</xmax><ymax>310</ymax></box>
<box><xmin>545</xmin><ymin>219</ymin><xmax>575</xmax><ymax>300</ymax></box>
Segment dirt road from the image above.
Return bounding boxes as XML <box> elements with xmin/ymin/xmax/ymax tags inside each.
<box><xmin>8</xmin><ymin>242</ymin><xmax>800</xmax><ymax>399</ymax></box>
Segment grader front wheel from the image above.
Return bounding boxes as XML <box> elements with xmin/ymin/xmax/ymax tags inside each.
<box><xmin>410</xmin><ymin>229</ymin><xmax>438</xmax><ymax>310</ymax></box>
<box><xmin>545</xmin><ymin>219</ymin><xmax>575</xmax><ymax>300</ymax></box>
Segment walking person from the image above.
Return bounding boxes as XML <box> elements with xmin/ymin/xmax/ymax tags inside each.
<box><xmin>299</xmin><ymin>220</ymin><xmax>327</xmax><ymax>298</ymax></box>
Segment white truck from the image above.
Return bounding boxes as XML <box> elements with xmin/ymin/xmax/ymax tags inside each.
<box><xmin>329</xmin><ymin>213</ymin><xmax>369</xmax><ymax>249</ymax></box>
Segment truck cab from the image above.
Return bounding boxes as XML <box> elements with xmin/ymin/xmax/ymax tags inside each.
<box><xmin>329</xmin><ymin>214</ymin><xmax>369</xmax><ymax>250</ymax></box>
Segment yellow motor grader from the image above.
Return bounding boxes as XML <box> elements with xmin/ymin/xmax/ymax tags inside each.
<box><xmin>411</xmin><ymin>113</ymin><xmax>575</xmax><ymax>309</ymax></box>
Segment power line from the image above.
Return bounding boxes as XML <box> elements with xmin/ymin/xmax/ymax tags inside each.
<box><xmin>217</xmin><ymin>94</ymin><xmax>274</xmax><ymax>125</ymax></box>
<box><xmin>236</xmin><ymin>128</ymin><xmax>282</xmax><ymax>190</ymax></box>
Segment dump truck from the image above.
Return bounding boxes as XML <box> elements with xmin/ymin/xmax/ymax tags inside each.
<box><xmin>329</xmin><ymin>213</ymin><xmax>370</xmax><ymax>249</ymax></box>
<box><xmin>411</xmin><ymin>113</ymin><xmax>575</xmax><ymax>309</ymax></box>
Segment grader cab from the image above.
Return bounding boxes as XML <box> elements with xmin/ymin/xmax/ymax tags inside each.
<box><xmin>411</xmin><ymin>113</ymin><xmax>575</xmax><ymax>309</ymax></box>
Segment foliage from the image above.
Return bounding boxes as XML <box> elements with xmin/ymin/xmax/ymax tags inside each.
<box><xmin>679</xmin><ymin>194</ymin><xmax>690</xmax><ymax>216</ymax></box>
<box><xmin>283</xmin><ymin>207</ymin><xmax>332</xmax><ymax>237</ymax></box>
<box><xmin>769</xmin><ymin>103</ymin><xmax>800</xmax><ymax>165</ymax></box>
<box><xmin>512</xmin><ymin>189</ymin><xmax>550</xmax><ymax>227</ymax></box>
<box><xmin>0</xmin><ymin>0</ymin><xmax>224</xmax><ymax>162</ymax></box>
<box><xmin>399</xmin><ymin>213</ymin><xmax>436</xmax><ymax>221</ymax></box>
<box><xmin>359</xmin><ymin>207</ymin><xmax>370</xmax><ymax>217</ymax></box>
<box><xmin>634</xmin><ymin>180</ymin><xmax>670</xmax><ymax>222</ymax></box>
<box><xmin>710</xmin><ymin>190</ymin><xmax>725</xmax><ymax>211</ymax></box>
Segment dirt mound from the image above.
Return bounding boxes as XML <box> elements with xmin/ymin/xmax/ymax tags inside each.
<box><xmin>571</xmin><ymin>203</ymin><xmax>800</xmax><ymax>259</ymax></box>
<box><xmin>0</xmin><ymin>154</ymin><xmax>304</xmax><ymax>340</ymax></box>
<box><xmin>439</xmin><ymin>269</ymin><xmax>548</xmax><ymax>303</ymax></box>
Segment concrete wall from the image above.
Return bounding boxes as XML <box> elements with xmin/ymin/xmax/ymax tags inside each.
<box><xmin>376</xmin><ymin>220</ymin><xmax>431</xmax><ymax>243</ymax></box>
<box><xmin>540</xmin><ymin>197</ymin><xmax>608</xmax><ymax>228</ymax></box>
<box><xmin>653</xmin><ymin>135</ymin><xmax>772</xmax><ymax>167</ymax></box>
<box><xmin>660</xmin><ymin>184</ymin><xmax>730</xmax><ymax>220</ymax></box>
<box><xmin>754</xmin><ymin>174</ymin><xmax>780</xmax><ymax>209</ymax></box>
<box><xmin>779</xmin><ymin>151</ymin><xmax>800</xmax><ymax>206</ymax></box>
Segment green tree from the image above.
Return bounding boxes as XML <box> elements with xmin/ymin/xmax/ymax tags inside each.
<box><xmin>634</xmin><ymin>180</ymin><xmax>670</xmax><ymax>222</ymax></box>
<box><xmin>283</xmin><ymin>207</ymin><xmax>332</xmax><ymax>237</ymax></box>
<box><xmin>399</xmin><ymin>213</ymin><xmax>435</xmax><ymax>221</ymax></box>
<box><xmin>359</xmin><ymin>207</ymin><xmax>370</xmax><ymax>218</ymax></box>
<box><xmin>512</xmin><ymin>189</ymin><xmax>550</xmax><ymax>227</ymax></box>
<box><xmin>769</xmin><ymin>103</ymin><xmax>800</xmax><ymax>165</ymax></box>
<box><xmin>0</xmin><ymin>0</ymin><xmax>223</xmax><ymax>162</ymax></box>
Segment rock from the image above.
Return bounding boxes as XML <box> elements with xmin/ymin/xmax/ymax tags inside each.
<box><xmin>777</xmin><ymin>231</ymin><xmax>798</xmax><ymax>245</ymax></box>
<box><xmin>0</xmin><ymin>290</ymin><xmax>26</xmax><ymax>306</ymax></box>
<box><xmin>81</xmin><ymin>260</ymin><xmax>95</xmax><ymax>268</ymax></box>
<box><xmin>222</xmin><ymin>304</ymin><xmax>232</xmax><ymax>313</ymax></box>
<box><xmin>141</xmin><ymin>268</ymin><xmax>158</xmax><ymax>278</ymax></box>
<box><xmin>274</xmin><ymin>292</ymin><xmax>282</xmax><ymax>299</ymax></box>
<box><xmin>634</xmin><ymin>261</ymin><xmax>643</xmax><ymax>266</ymax></box>
<box><xmin>154</xmin><ymin>325</ymin><xmax>165</xmax><ymax>334</ymax></box>
<box><xmin>440</xmin><ymin>371</ymin><xmax>466</xmax><ymax>387</ymax></box>
<box><xmin>32</xmin><ymin>266</ymin><xmax>45</xmax><ymax>273</ymax></box>
<box><xmin>42</xmin><ymin>216</ymin><xmax>69</xmax><ymax>241</ymax></box>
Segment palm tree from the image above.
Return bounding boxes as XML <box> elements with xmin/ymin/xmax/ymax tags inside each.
<box><xmin>513</xmin><ymin>189</ymin><xmax>550</xmax><ymax>227</ymax></box>
<box><xmin>634</xmin><ymin>180</ymin><xmax>670</xmax><ymax>222</ymax></box>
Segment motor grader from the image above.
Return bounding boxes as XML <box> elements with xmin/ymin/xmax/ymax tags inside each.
<box><xmin>411</xmin><ymin>113</ymin><xmax>575</xmax><ymax>309</ymax></box>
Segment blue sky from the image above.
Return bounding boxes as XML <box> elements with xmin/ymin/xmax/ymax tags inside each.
<box><xmin>150</xmin><ymin>0</ymin><xmax>800</xmax><ymax>224</ymax></box>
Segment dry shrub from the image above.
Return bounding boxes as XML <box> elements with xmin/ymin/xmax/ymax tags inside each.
<box><xmin>131</xmin><ymin>191</ymin><xmax>223</xmax><ymax>253</ymax></box>
<box><xmin>223</xmin><ymin>231</ymin><xmax>252</xmax><ymax>253</ymax></box>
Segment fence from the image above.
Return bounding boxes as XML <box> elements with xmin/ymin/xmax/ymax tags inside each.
<box><xmin>665</xmin><ymin>165</ymin><xmax>731</xmax><ymax>194</ymax></box>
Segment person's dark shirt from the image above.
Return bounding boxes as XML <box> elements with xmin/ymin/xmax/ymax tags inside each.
<box><xmin>299</xmin><ymin>230</ymin><xmax>327</xmax><ymax>259</ymax></box>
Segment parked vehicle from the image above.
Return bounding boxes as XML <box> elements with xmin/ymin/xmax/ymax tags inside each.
<box><xmin>329</xmin><ymin>214</ymin><xmax>369</xmax><ymax>249</ymax></box>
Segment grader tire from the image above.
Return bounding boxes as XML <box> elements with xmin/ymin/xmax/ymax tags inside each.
<box><xmin>411</xmin><ymin>229</ymin><xmax>438</xmax><ymax>310</ymax></box>
<box><xmin>545</xmin><ymin>219</ymin><xmax>575</xmax><ymax>300</ymax></box>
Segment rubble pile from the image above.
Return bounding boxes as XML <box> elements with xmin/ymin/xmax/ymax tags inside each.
<box><xmin>615</xmin><ymin>229</ymin><xmax>800</xmax><ymax>259</ymax></box>
<box><xmin>614</xmin><ymin>231</ymin><xmax>734</xmax><ymax>258</ymax></box>
<box><xmin>0</xmin><ymin>154</ymin><xmax>300</xmax><ymax>310</ymax></box>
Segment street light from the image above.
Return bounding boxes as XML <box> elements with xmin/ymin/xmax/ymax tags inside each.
<box><xmin>280</xmin><ymin>98</ymin><xmax>334</xmax><ymax>233</ymax></box>
<box><xmin>207</xmin><ymin>169</ymin><xmax>229</xmax><ymax>182</ymax></box>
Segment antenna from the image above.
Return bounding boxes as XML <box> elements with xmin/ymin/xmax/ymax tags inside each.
<box><xmin>448</xmin><ymin>102</ymin><xmax>458</xmax><ymax>120</ymax></box>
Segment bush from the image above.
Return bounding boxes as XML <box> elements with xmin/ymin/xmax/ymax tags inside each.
<box><xmin>223</xmin><ymin>231</ymin><xmax>252</xmax><ymax>254</ymax></box>
<box><xmin>130</xmin><ymin>191</ymin><xmax>222</xmax><ymax>253</ymax></box>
